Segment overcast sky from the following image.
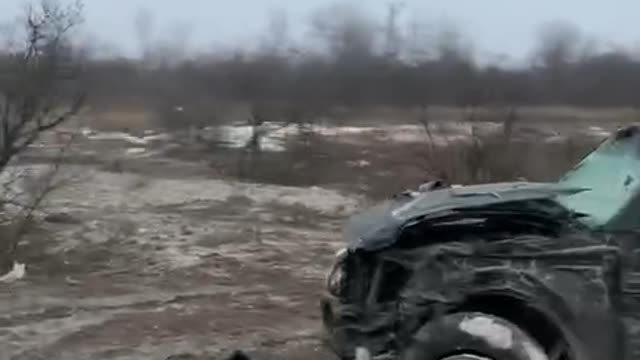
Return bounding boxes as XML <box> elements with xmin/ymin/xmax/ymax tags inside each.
<box><xmin>2</xmin><ymin>0</ymin><xmax>639</xmax><ymax>62</ymax></box>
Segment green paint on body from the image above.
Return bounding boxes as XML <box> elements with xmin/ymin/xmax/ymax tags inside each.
<box><xmin>558</xmin><ymin>127</ymin><xmax>640</xmax><ymax>231</ymax></box>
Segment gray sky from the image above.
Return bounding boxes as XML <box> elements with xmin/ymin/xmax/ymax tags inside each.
<box><xmin>2</xmin><ymin>0</ymin><xmax>639</xmax><ymax>62</ymax></box>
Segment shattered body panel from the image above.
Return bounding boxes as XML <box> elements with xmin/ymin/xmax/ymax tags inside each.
<box><xmin>323</xmin><ymin>126</ymin><xmax>640</xmax><ymax>360</ymax></box>
<box><xmin>558</xmin><ymin>126</ymin><xmax>640</xmax><ymax>231</ymax></box>
<box><xmin>327</xmin><ymin>209</ymin><xmax>622</xmax><ymax>360</ymax></box>
<box><xmin>344</xmin><ymin>182</ymin><xmax>588</xmax><ymax>251</ymax></box>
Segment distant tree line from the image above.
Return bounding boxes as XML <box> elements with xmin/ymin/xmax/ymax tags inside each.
<box><xmin>43</xmin><ymin>3</ymin><xmax>640</xmax><ymax>117</ymax></box>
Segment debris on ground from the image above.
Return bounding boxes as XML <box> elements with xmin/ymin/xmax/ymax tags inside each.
<box><xmin>0</xmin><ymin>262</ymin><xmax>25</xmax><ymax>283</ymax></box>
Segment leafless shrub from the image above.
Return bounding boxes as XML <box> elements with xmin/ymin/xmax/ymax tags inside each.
<box><xmin>416</xmin><ymin>105</ymin><xmax>495</xmax><ymax>184</ymax></box>
<box><xmin>419</xmin><ymin>106</ymin><xmax>525</xmax><ymax>185</ymax></box>
<box><xmin>417</xmin><ymin>105</ymin><xmax>599</xmax><ymax>186</ymax></box>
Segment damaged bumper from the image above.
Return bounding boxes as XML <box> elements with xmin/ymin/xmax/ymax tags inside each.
<box><xmin>321</xmin><ymin>294</ymin><xmax>398</xmax><ymax>359</ymax></box>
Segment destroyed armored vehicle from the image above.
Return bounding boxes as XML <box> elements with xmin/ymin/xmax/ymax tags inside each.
<box><xmin>322</xmin><ymin>125</ymin><xmax>640</xmax><ymax>360</ymax></box>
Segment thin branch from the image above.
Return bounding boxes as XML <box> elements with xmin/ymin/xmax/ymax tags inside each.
<box><xmin>0</xmin><ymin>0</ymin><xmax>85</xmax><ymax>263</ymax></box>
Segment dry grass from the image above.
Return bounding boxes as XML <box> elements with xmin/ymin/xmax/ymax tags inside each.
<box><xmin>174</xmin><ymin>122</ymin><xmax>599</xmax><ymax>201</ymax></box>
<box><xmin>76</xmin><ymin>104</ymin><xmax>608</xmax><ymax>200</ymax></box>
<box><xmin>85</xmin><ymin>108</ymin><xmax>156</xmax><ymax>132</ymax></box>
<box><xmin>81</xmin><ymin>104</ymin><xmax>640</xmax><ymax>132</ymax></box>
<box><xmin>419</xmin><ymin>129</ymin><xmax>597</xmax><ymax>185</ymax></box>
<box><xmin>326</xmin><ymin>105</ymin><xmax>640</xmax><ymax>126</ymax></box>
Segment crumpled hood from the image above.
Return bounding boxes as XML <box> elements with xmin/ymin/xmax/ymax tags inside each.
<box><xmin>344</xmin><ymin>182</ymin><xmax>588</xmax><ymax>251</ymax></box>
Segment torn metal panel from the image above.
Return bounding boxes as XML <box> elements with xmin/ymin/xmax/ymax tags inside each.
<box><xmin>326</xmin><ymin>192</ymin><xmax>625</xmax><ymax>358</ymax></box>
<box><xmin>326</xmin><ymin>231</ymin><xmax>619</xmax><ymax>359</ymax></box>
<box><xmin>345</xmin><ymin>182</ymin><xmax>589</xmax><ymax>252</ymax></box>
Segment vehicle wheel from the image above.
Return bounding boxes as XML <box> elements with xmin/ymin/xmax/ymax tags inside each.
<box><xmin>400</xmin><ymin>312</ymin><xmax>549</xmax><ymax>360</ymax></box>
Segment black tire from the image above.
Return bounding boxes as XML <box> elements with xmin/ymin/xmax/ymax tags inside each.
<box><xmin>400</xmin><ymin>312</ymin><xmax>549</xmax><ymax>360</ymax></box>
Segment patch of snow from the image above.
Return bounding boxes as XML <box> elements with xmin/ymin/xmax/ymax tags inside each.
<box><xmin>0</xmin><ymin>262</ymin><xmax>26</xmax><ymax>283</ymax></box>
<box><xmin>430</xmin><ymin>134</ymin><xmax>472</xmax><ymax>146</ymax></box>
<box><xmin>141</xmin><ymin>133</ymin><xmax>170</xmax><ymax>142</ymax></box>
<box><xmin>355</xmin><ymin>347</ymin><xmax>371</xmax><ymax>360</ymax></box>
<box><xmin>215</xmin><ymin>122</ymin><xmax>497</xmax><ymax>152</ymax></box>
<box><xmin>218</xmin><ymin>124</ymin><xmax>288</xmax><ymax>152</ymax></box>
<box><xmin>126</xmin><ymin>147</ymin><xmax>146</xmax><ymax>155</ymax></box>
<box><xmin>87</xmin><ymin>131</ymin><xmax>149</xmax><ymax>145</ymax></box>
<box><xmin>585</xmin><ymin>126</ymin><xmax>611</xmax><ymax>138</ymax></box>
<box><xmin>80</xmin><ymin>127</ymin><xmax>96</xmax><ymax>136</ymax></box>
<box><xmin>84</xmin><ymin>131</ymin><xmax>169</xmax><ymax>146</ymax></box>
<box><xmin>544</xmin><ymin>135</ymin><xmax>568</xmax><ymax>144</ymax></box>
<box><xmin>347</xmin><ymin>160</ymin><xmax>370</xmax><ymax>167</ymax></box>
<box><xmin>459</xmin><ymin>315</ymin><xmax>513</xmax><ymax>349</ymax></box>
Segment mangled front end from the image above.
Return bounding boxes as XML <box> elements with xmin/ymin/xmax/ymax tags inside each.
<box><xmin>322</xmin><ymin>185</ymin><xmax>622</xmax><ymax>360</ymax></box>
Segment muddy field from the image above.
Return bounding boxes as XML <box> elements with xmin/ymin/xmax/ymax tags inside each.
<box><xmin>0</xmin><ymin>119</ymin><xmax>624</xmax><ymax>360</ymax></box>
<box><xmin>2</xmin><ymin>160</ymin><xmax>362</xmax><ymax>359</ymax></box>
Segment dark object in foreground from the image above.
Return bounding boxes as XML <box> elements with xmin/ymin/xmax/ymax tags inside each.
<box><xmin>232</xmin><ymin>125</ymin><xmax>640</xmax><ymax>360</ymax></box>
<box><xmin>225</xmin><ymin>351</ymin><xmax>254</xmax><ymax>360</ymax></box>
<box><xmin>321</xmin><ymin>125</ymin><xmax>640</xmax><ymax>360</ymax></box>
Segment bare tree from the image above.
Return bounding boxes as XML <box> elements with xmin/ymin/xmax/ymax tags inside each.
<box><xmin>534</xmin><ymin>20</ymin><xmax>582</xmax><ymax>70</ymax></box>
<box><xmin>261</xmin><ymin>8</ymin><xmax>290</xmax><ymax>55</ymax></box>
<box><xmin>148</xmin><ymin>21</ymin><xmax>193</xmax><ymax>68</ymax></box>
<box><xmin>0</xmin><ymin>0</ymin><xmax>84</xmax><ymax>168</ymax></box>
<box><xmin>133</xmin><ymin>7</ymin><xmax>154</xmax><ymax>60</ymax></box>
<box><xmin>532</xmin><ymin>20</ymin><xmax>582</xmax><ymax>101</ymax></box>
<box><xmin>433</xmin><ymin>21</ymin><xmax>471</xmax><ymax>63</ymax></box>
<box><xmin>384</xmin><ymin>1</ymin><xmax>405</xmax><ymax>60</ymax></box>
<box><xmin>310</xmin><ymin>2</ymin><xmax>378</xmax><ymax>60</ymax></box>
<box><xmin>0</xmin><ymin>0</ymin><xmax>85</xmax><ymax>267</ymax></box>
<box><xmin>403</xmin><ymin>18</ymin><xmax>432</xmax><ymax>62</ymax></box>
<box><xmin>234</xmin><ymin>11</ymin><xmax>296</xmax><ymax>178</ymax></box>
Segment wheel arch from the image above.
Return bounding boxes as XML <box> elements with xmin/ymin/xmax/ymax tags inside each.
<box><xmin>452</xmin><ymin>291</ymin><xmax>576</xmax><ymax>359</ymax></box>
<box><xmin>428</xmin><ymin>260</ymin><xmax>623</xmax><ymax>360</ymax></box>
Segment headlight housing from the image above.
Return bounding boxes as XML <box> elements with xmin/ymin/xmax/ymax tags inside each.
<box><xmin>327</xmin><ymin>248</ymin><xmax>348</xmax><ymax>298</ymax></box>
